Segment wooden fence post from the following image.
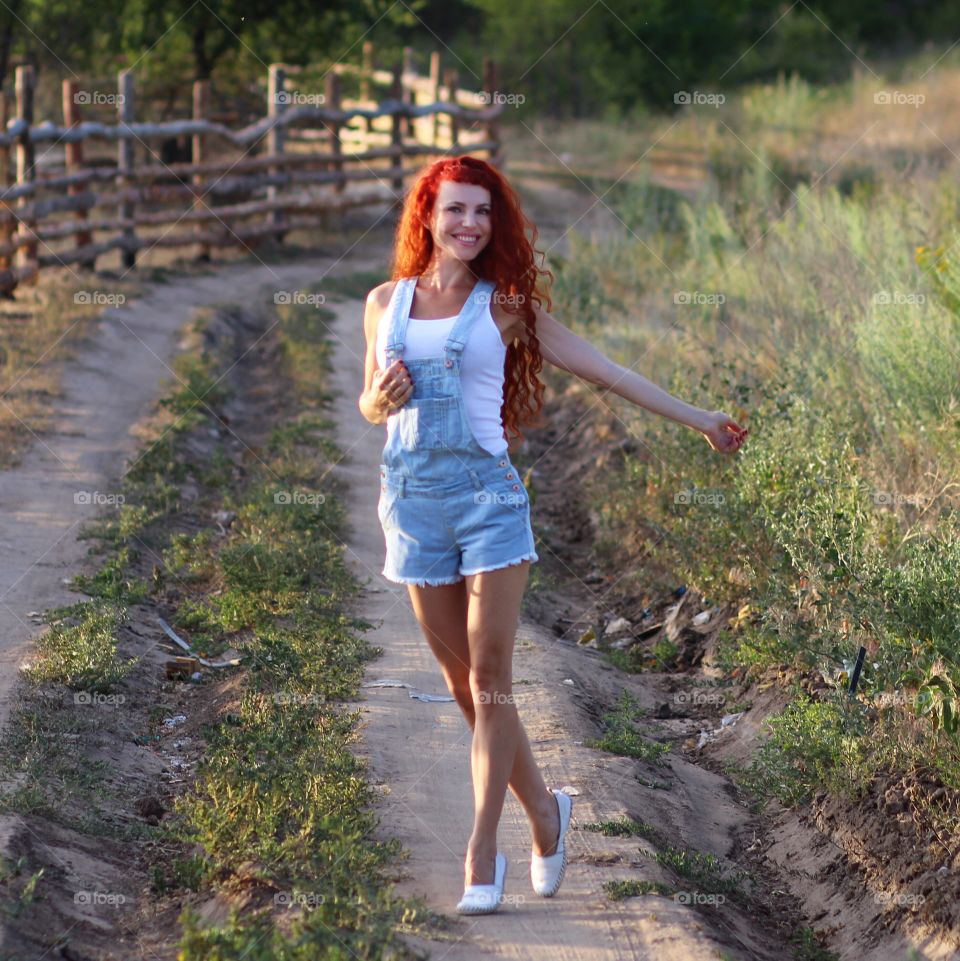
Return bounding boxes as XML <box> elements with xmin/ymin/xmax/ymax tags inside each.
<box><xmin>118</xmin><ymin>69</ymin><xmax>136</xmax><ymax>270</ymax></box>
<box><xmin>193</xmin><ymin>78</ymin><xmax>210</xmax><ymax>261</ymax></box>
<box><xmin>361</xmin><ymin>41</ymin><xmax>374</xmax><ymax>101</ymax></box>
<box><xmin>443</xmin><ymin>68</ymin><xmax>460</xmax><ymax>151</ymax></box>
<box><xmin>324</xmin><ymin>72</ymin><xmax>343</xmax><ymax>195</ymax></box>
<box><xmin>429</xmin><ymin>51</ymin><xmax>441</xmax><ymax>147</ymax></box>
<box><xmin>63</xmin><ymin>80</ymin><xmax>94</xmax><ymax>268</ymax></box>
<box><xmin>390</xmin><ymin>62</ymin><xmax>404</xmax><ymax>195</ymax></box>
<box><xmin>267</xmin><ymin>64</ymin><xmax>287</xmax><ymax>241</ymax></box>
<box><xmin>361</xmin><ymin>41</ymin><xmax>374</xmax><ymax>144</ymax></box>
<box><xmin>0</xmin><ymin>91</ymin><xmax>13</xmax><ymax>288</ymax></box>
<box><xmin>483</xmin><ymin>57</ymin><xmax>500</xmax><ymax>164</ymax></box>
<box><xmin>15</xmin><ymin>64</ymin><xmax>37</xmax><ymax>286</ymax></box>
<box><xmin>402</xmin><ymin>46</ymin><xmax>414</xmax><ymax>138</ymax></box>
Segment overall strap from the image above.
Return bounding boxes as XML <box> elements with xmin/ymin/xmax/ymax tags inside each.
<box><xmin>443</xmin><ymin>278</ymin><xmax>496</xmax><ymax>361</ymax></box>
<box><xmin>384</xmin><ymin>277</ymin><xmax>417</xmax><ymax>362</ymax></box>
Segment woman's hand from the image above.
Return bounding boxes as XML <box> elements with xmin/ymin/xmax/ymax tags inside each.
<box><xmin>700</xmin><ymin>410</ymin><xmax>748</xmax><ymax>453</ymax></box>
<box><xmin>369</xmin><ymin>360</ymin><xmax>413</xmax><ymax>418</ymax></box>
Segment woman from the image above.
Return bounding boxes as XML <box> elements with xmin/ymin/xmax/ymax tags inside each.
<box><xmin>358</xmin><ymin>155</ymin><xmax>747</xmax><ymax>915</ymax></box>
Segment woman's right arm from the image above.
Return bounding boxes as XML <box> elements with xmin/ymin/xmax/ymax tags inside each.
<box><xmin>358</xmin><ymin>283</ymin><xmax>412</xmax><ymax>425</ymax></box>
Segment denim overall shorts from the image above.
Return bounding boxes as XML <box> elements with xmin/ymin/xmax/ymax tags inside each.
<box><xmin>378</xmin><ymin>275</ymin><xmax>539</xmax><ymax>586</ymax></box>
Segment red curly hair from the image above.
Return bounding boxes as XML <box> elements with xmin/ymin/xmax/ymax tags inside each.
<box><xmin>390</xmin><ymin>154</ymin><xmax>553</xmax><ymax>445</ymax></box>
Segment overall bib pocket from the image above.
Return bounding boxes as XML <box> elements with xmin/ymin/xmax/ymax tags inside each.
<box><xmin>397</xmin><ymin>397</ymin><xmax>457</xmax><ymax>450</ymax></box>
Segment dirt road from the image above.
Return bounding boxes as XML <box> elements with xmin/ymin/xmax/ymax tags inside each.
<box><xmin>0</xmin><ymin>255</ymin><xmax>364</xmax><ymax>735</ymax></box>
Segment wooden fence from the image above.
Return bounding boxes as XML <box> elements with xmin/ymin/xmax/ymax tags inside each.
<box><xmin>0</xmin><ymin>43</ymin><xmax>503</xmax><ymax>294</ymax></box>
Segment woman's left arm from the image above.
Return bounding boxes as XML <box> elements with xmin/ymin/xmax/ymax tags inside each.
<box><xmin>517</xmin><ymin>305</ymin><xmax>748</xmax><ymax>454</ymax></box>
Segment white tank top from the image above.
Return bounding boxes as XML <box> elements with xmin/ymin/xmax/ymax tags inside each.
<box><xmin>375</xmin><ymin>283</ymin><xmax>509</xmax><ymax>456</ymax></box>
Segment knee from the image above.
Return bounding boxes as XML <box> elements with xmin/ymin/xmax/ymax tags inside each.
<box><xmin>469</xmin><ymin>662</ymin><xmax>512</xmax><ymax>708</ymax></box>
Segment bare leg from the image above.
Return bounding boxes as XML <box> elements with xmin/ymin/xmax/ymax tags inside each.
<box><xmin>406</xmin><ymin>575</ymin><xmax>561</xmax><ymax>887</ymax></box>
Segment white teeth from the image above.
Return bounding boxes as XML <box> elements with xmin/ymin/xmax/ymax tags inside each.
<box><xmin>455</xmin><ymin>235</ymin><xmax>478</xmax><ymax>242</ymax></box>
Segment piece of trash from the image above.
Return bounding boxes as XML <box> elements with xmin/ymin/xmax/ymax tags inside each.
<box><xmin>577</xmin><ymin>627</ymin><xmax>596</xmax><ymax>645</ymax></box>
<box><xmin>692</xmin><ymin>610</ymin><xmax>712</xmax><ymax>626</ymax></box>
<box><xmin>158</xmin><ymin>616</ymin><xmax>241</xmax><ymax>668</ymax></box>
<box><xmin>605</xmin><ymin>617</ymin><xmax>632</xmax><ymax>636</ymax></box>
<box><xmin>562</xmin><ymin>678</ymin><xmax>575</xmax><ymax>686</ymax></box>
<box><xmin>190</xmin><ymin>672</ymin><xmax>203</xmax><ymax>682</ymax></box>
<box><xmin>165</xmin><ymin>656</ymin><xmax>200</xmax><ymax>680</ymax></box>
<box><xmin>362</xmin><ymin>679</ymin><xmax>412</xmax><ymax>689</ymax></box>
<box><xmin>697</xmin><ymin>711</ymin><xmax>746</xmax><ymax>749</ymax></box>
<box><xmin>409</xmin><ymin>692</ymin><xmax>455</xmax><ymax>702</ymax></box>
<box><xmin>664</xmin><ymin>596</ymin><xmax>687</xmax><ymax>642</ymax></box>
<box><xmin>26</xmin><ymin>611</ymin><xmax>43</xmax><ymax>620</ymax></box>
<box><xmin>674</xmin><ymin>585</ymin><xmax>687</xmax><ymax>597</ymax></box>
<box><xmin>213</xmin><ymin>510</ymin><xmax>237</xmax><ymax>528</ymax></box>
<box><xmin>559</xmin><ymin>785</ymin><xmax>581</xmax><ymax>796</ymax></box>
<box><xmin>162</xmin><ymin>715</ymin><xmax>187</xmax><ymax>728</ymax></box>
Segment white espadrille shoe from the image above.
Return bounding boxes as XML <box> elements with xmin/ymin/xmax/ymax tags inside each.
<box><xmin>456</xmin><ymin>852</ymin><xmax>507</xmax><ymax>914</ymax></box>
<box><xmin>530</xmin><ymin>788</ymin><xmax>573</xmax><ymax>896</ymax></box>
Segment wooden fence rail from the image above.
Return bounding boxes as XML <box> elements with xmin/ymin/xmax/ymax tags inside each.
<box><xmin>0</xmin><ymin>44</ymin><xmax>502</xmax><ymax>294</ymax></box>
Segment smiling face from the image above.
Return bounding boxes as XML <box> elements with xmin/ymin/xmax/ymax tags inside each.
<box><xmin>429</xmin><ymin>179</ymin><xmax>492</xmax><ymax>262</ymax></box>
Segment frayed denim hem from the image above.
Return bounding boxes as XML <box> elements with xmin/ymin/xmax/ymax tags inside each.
<box><xmin>381</xmin><ymin>569</ymin><xmax>464</xmax><ymax>587</ymax></box>
<box><xmin>458</xmin><ymin>550</ymin><xmax>539</xmax><ymax>577</ymax></box>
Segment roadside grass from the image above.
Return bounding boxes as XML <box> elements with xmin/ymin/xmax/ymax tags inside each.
<box><xmin>22</xmin><ymin>600</ymin><xmax>137</xmax><ymax>692</ymax></box>
<box><xmin>532</xmin><ymin>60</ymin><xmax>960</xmax><ymax>829</ymax></box>
<box><xmin>586</xmin><ymin>688</ymin><xmax>670</xmax><ymax>766</ymax></box>
<box><xmin>0</xmin><ymin>287</ymin><xmax>432</xmax><ymax>958</ymax></box>
<box><xmin>603</xmin><ymin>878</ymin><xmax>673</xmax><ymax>900</ymax></box>
<box><xmin>641</xmin><ymin>844</ymin><xmax>747</xmax><ymax>897</ymax></box>
<box><xmin>581</xmin><ymin>815</ymin><xmax>666</xmax><ymax>845</ymax></box>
